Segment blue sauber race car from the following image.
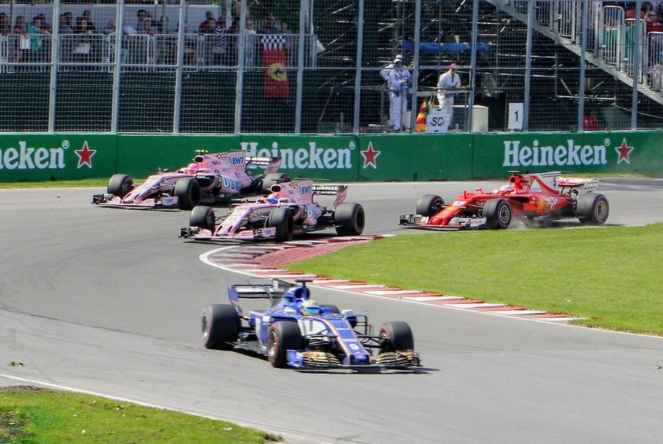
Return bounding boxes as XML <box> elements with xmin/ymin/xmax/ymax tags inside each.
<box><xmin>202</xmin><ymin>280</ymin><xmax>421</xmax><ymax>371</ymax></box>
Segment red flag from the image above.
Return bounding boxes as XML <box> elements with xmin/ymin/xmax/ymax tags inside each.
<box><xmin>262</xmin><ymin>35</ymin><xmax>290</xmax><ymax>98</ymax></box>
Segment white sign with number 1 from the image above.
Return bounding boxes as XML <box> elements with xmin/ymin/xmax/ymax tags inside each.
<box><xmin>508</xmin><ymin>103</ymin><xmax>524</xmax><ymax>131</ymax></box>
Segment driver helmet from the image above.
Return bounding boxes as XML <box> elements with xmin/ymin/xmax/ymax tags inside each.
<box><xmin>499</xmin><ymin>184</ymin><xmax>514</xmax><ymax>193</ymax></box>
<box><xmin>301</xmin><ymin>299</ymin><xmax>321</xmax><ymax>316</ymax></box>
<box><xmin>267</xmin><ymin>193</ymin><xmax>279</xmax><ymax>204</ymax></box>
<box><xmin>185</xmin><ymin>163</ymin><xmax>201</xmax><ymax>175</ymax></box>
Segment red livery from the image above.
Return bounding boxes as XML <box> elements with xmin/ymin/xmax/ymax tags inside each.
<box><xmin>399</xmin><ymin>171</ymin><xmax>609</xmax><ymax>230</ymax></box>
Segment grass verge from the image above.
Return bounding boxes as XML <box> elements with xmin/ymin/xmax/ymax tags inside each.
<box><xmin>285</xmin><ymin>224</ymin><xmax>663</xmax><ymax>336</ymax></box>
<box><xmin>0</xmin><ymin>386</ymin><xmax>281</xmax><ymax>444</ymax></box>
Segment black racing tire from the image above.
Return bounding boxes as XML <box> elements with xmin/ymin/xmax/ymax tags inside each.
<box><xmin>577</xmin><ymin>193</ymin><xmax>609</xmax><ymax>225</ymax></box>
<box><xmin>267</xmin><ymin>207</ymin><xmax>294</xmax><ymax>241</ymax></box>
<box><xmin>201</xmin><ymin>304</ymin><xmax>240</xmax><ymax>350</ymax></box>
<box><xmin>483</xmin><ymin>198</ymin><xmax>512</xmax><ymax>229</ymax></box>
<box><xmin>262</xmin><ymin>173</ymin><xmax>292</xmax><ymax>194</ymax></box>
<box><xmin>174</xmin><ymin>177</ymin><xmax>201</xmax><ymax>210</ymax></box>
<box><xmin>334</xmin><ymin>203</ymin><xmax>366</xmax><ymax>236</ymax></box>
<box><xmin>320</xmin><ymin>304</ymin><xmax>340</xmax><ymax>314</ymax></box>
<box><xmin>107</xmin><ymin>174</ymin><xmax>133</xmax><ymax>197</ymax></box>
<box><xmin>379</xmin><ymin>321</ymin><xmax>415</xmax><ymax>352</ymax></box>
<box><xmin>267</xmin><ymin>321</ymin><xmax>303</xmax><ymax>368</ymax></box>
<box><xmin>190</xmin><ymin>205</ymin><xmax>216</xmax><ymax>231</ymax></box>
<box><xmin>416</xmin><ymin>194</ymin><xmax>445</xmax><ymax>217</ymax></box>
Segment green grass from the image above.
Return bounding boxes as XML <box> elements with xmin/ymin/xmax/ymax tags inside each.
<box><xmin>0</xmin><ymin>387</ymin><xmax>281</xmax><ymax>444</ymax></box>
<box><xmin>0</xmin><ymin>179</ymin><xmax>108</xmax><ymax>189</ymax></box>
<box><xmin>285</xmin><ymin>224</ymin><xmax>663</xmax><ymax>336</ymax></box>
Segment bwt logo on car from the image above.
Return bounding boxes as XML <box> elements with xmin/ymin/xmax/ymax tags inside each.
<box><xmin>222</xmin><ymin>176</ymin><xmax>242</xmax><ymax>192</ymax></box>
<box><xmin>503</xmin><ymin>139</ymin><xmax>608</xmax><ymax>167</ymax></box>
<box><xmin>298</xmin><ymin>185</ymin><xmax>312</xmax><ymax>195</ymax></box>
<box><xmin>240</xmin><ymin>141</ymin><xmax>353</xmax><ymax>169</ymax></box>
<box><xmin>226</xmin><ymin>155</ymin><xmax>245</xmax><ymax>166</ymax></box>
<box><xmin>0</xmin><ymin>141</ymin><xmax>66</xmax><ymax>170</ymax></box>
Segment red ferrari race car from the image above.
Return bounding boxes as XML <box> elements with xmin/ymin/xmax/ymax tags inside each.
<box><xmin>399</xmin><ymin>171</ymin><xmax>609</xmax><ymax>230</ymax></box>
<box><xmin>180</xmin><ymin>178</ymin><xmax>365</xmax><ymax>242</ymax></box>
<box><xmin>92</xmin><ymin>150</ymin><xmax>287</xmax><ymax>210</ymax></box>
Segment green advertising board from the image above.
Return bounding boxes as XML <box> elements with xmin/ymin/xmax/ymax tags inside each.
<box><xmin>472</xmin><ymin>132</ymin><xmax>663</xmax><ymax>178</ymax></box>
<box><xmin>0</xmin><ymin>134</ymin><xmax>118</xmax><ymax>183</ymax></box>
<box><xmin>1</xmin><ymin>131</ymin><xmax>662</xmax><ymax>183</ymax></box>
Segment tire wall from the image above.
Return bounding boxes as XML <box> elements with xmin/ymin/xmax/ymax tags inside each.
<box><xmin>0</xmin><ymin>131</ymin><xmax>661</xmax><ymax>182</ymax></box>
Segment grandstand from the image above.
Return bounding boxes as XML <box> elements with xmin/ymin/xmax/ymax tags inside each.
<box><xmin>0</xmin><ymin>0</ymin><xmax>661</xmax><ymax>134</ymax></box>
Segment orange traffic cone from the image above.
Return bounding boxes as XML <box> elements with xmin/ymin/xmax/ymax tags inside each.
<box><xmin>415</xmin><ymin>99</ymin><xmax>428</xmax><ymax>132</ymax></box>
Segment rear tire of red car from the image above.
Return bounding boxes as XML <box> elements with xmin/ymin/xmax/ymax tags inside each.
<box><xmin>202</xmin><ymin>304</ymin><xmax>240</xmax><ymax>350</ymax></box>
<box><xmin>577</xmin><ymin>193</ymin><xmax>609</xmax><ymax>225</ymax></box>
<box><xmin>190</xmin><ymin>205</ymin><xmax>216</xmax><ymax>231</ymax></box>
<box><xmin>484</xmin><ymin>198</ymin><xmax>512</xmax><ymax>229</ymax></box>
<box><xmin>416</xmin><ymin>194</ymin><xmax>445</xmax><ymax>217</ymax></box>
<box><xmin>267</xmin><ymin>321</ymin><xmax>303</xmax><ymax>368</ymax></box>
<box><xmin>334</xmin><ymin>203</ymin><xmax>365</xmax><ymax>236</ymax></box>
<box><xmin>379</xmin><ymin>321</ymin><xmax>415</xmax><ymax>352</ymax></box>
<box><xmin>107</xmin><ymin>174</ymin><xmax>133</xmax><ymax>197</ymax></box>
<box><xmin>174</xmin><ymin>177</ymin><xmax>201</xmax><ymax>210</ymax></box>
<box><xmin>267</xmin><ymin>207</ymin><xmax>294</xmax><ymax>241</ymax></box>
<box><xmin>262</xmin><ymin>173</ymin><xmax>292</xmax><ymax>194</ymax></box>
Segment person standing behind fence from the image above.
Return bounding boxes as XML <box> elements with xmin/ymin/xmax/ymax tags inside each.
<box><xmin>436</xmin><ymin>62</ymin><xmax>461</xmax><ymax>124</ymax></box>
<box><xmin>0</xmin><ymin>13</ymin><xmax>11</xmax><ymax>35</ymax></box>
<box><xmin>28</xmin><ymin>16</ymin><xmax>50</xmax><ymax>62</ymax></box>
<box><xmin>387</xmin><ymin>58</ymin><xmax>412</xmax><ymax>132</ymax></box>
<box><xmin>260</xmin><ymin>14</ymin><xmax>280</xmax><ymax>34</ymax></box>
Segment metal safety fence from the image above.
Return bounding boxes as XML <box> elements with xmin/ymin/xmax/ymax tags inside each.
<box><xmin>0</xmin><ymin>0</ymin><xmax>662</xmax><ymax>134</ymax></box>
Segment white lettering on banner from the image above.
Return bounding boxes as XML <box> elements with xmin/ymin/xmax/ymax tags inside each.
<box><xmin>240</xmin><ymin>141</ymin><xmax>353</xmax><ymax>169</ymax></box>
<box><xmin>0</xmin><ymin>141</ymin><xmax>66</xmax><ymax>170</ymax></box>
<box><xmin>503</xmin><ymin>139</ymin><xmax>607</xmax><ymax>167</ymax></box>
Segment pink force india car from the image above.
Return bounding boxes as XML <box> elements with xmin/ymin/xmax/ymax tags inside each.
<box><xmin>399</xmin><ymin>171</ymin><xmax>609</xmax><ymax>230</ymax></box>
<box><xmin>92</xmin><ymin>150</ymin><xmax>288</xmax><ymax>210</ymax></box>
<box><xmin>180</xmin><ymin>178</ymin><xmax>366</xmax><ymax>242</ymax></box>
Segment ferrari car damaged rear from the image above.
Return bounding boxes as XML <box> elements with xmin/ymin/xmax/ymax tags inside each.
<box><xmin>92</xmin><ymin>150</ymin><xmax>287</xmax><ymax>210</ymax></box>
<box><xmin>202</xmin><ymin>280</ymin><xmax>421</xmax><ymax>371</ymax></box>
<box><xmin>400</xmin><ymin>171</ymin><xmax>609</xmax><ymax>230</ymax></box>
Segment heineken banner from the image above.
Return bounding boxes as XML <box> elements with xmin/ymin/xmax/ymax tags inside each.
<box><xmin>1</xmin><ymin>132</ymin><xmax>661</xmax><ymax>183</ymax></box>
<box><xmin>0</xmin><ymin>135</ymin><xmax>117</xmax><ymax>182</ymax></box>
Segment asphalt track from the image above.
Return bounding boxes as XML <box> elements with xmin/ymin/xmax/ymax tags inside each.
<box><xmin>2</xmin><ymin>179</ymin><xmax>663</xmax><ymax>444</ymax></box>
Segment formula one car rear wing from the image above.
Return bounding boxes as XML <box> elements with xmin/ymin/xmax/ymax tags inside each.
<box><xmin>312</xmin><ymin>184</ymin><xmax>348</xmax><ymax>208</ymax></box>
<box><xmin>246</xmin><ymin>156</ymin><xmax>282</xmax><ymax>175</ymax></box>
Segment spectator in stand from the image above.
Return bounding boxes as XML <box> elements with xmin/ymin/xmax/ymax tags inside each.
<box><xmin>104</xmin><ymin>20</ymin><xmax>130</xmax><ymax>64</ymax></box>
<box><xmin>436</xmin><ymin>62</ymin><xmax>461</xmax><ymax>124</ymax></box>
<box><xmin>199</xmin><ymin>10</ymin><xmax>215</xmax><ymax>33</ymax></box>
<box><xmin>36</xmin><ymin>14</ymin><xmax>52</xmax><ymax>34</ymax></box>
<box><xmin>136</xmin><ymin>9</ymin><xmax>147</xmax><ymax>34</ymax></box>
<box><xmin>227</xmin><ymin>16</ymin><xmax>240</xmax><ymax>34</ymax></box>
<box><xmin>73</xmin><ymin>16</ymin><xmax>93</xmax><ymax>64</ymax></box>
<box><xmin>28</xmin><ymin>16</ymin><xmax>51</xmax><ymax>62</ymax></box>
<box><xmin>82</xmin><ymin>10</ymin><xmax>96</xmax><ymax>33</ymax></box>
<box><xmin>59</xmin><ymin>12</ymin><xmax>74</xmax><ymax>34</ymax></box>
<box><xmin>627</xmin><ymin>1</ymin><xmax>653</xmax><ymax>19</ymax></box>
<box><xmin>13</xmin><ymin>16</ymin><xmax>27</xmax><ymax>63</ymax></box>
<box><xmin>260</xmin><ymin>14</ymin><xmax>280</xmax><ymax>34</ymax></box>
<box><xmin>245</xmin><ymin>19</ymin><xmax>258</xmax><ymax>69</ymax></box>
<box><xmin>647</xmin><ymin>11</ymin><xmax>662</xmax><ymax>33</ymax></box>
<box><xmin>141</xmin><ymin>17</ymin><xmax>157</xmax><ymax>35</ymax></box>
<box><xmin>0</xmin><ymin>13</ymin><xmax>11</xmax><ymax>36</ymax></box>
<box><xmin>13</xmin><ymin>15</ymin><xmax>26</xmax><ymax>35</ymax></box>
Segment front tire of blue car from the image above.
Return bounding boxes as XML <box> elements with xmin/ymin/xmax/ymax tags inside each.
<box><xmin>202</xmin><ymin>304</ymin><xmax>239</xmax><ymax>350</ymax></box>
<box><xmin>267</xmin><ymin>321</ymin><xmax>303</xmax><ymax>368</ymax></box>
<box><xmin>379</xmin><ymin>321</ymin><xmax>415</xmax><ymax>352</ymax></box>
